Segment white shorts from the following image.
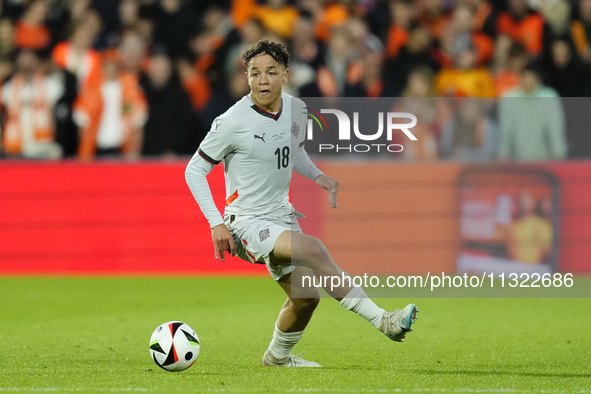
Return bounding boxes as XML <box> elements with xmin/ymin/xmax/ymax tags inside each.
<box><xmin>224</xmin><ymin>212</ymin><xmax>304</xmax><ymax>281</ymax></box>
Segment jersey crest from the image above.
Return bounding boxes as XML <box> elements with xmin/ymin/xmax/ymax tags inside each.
<box><xmin>290</xmin><ymin>122</ymin><xmax>300</xmax><ymax>138</ymax></box>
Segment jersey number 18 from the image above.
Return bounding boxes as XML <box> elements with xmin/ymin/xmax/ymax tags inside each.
<box><xmin>274</xmin><ymin>146</ymin><xmax>289</xmax><ymax>169</ymax></box>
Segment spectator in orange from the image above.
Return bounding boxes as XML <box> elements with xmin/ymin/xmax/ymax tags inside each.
<box><xmin>255</xmin><ymin>0</ymin><xmax>300</xmax><ymax>39</ymax></box>
<box><xmin>73</xmin><ymin>49</ymin><xmax>147</xmax><ymax>160</ymax></box>
<box><xmin>52</xmin><ymin>20</ymin><xmax>101</xmax><ymax>86</ymax></box>
<box><xmin>383</xmin><ymin>22</ymin><xmax>441</xmax><ymax>96</ymax></box>
<box><xmin>14</xmin><ymin>0</ymin><xmax>51</xmax><ymax>50</ymax></box>
<box><xmin>449</xmin><ymin>3</ymin><xmax>494</xmax><ymax>66</ymax></box>
<box><xmin>459</xmin><ymin>0</ymin><xmax>495</xmax><ymax>36</ymax></box>
<box><xmin>431</xmin><ymin>20</ymin><xmax>457</xmax><ymax>68</ymax></box>
<box><xmin>496</xmin><ymin>0</ymin><xmax>544</xmax><ymax>56</ymax></box>
<box><xmin>231</xmin><ymin>0</ymin><xmax>257</xmax><ymax>29</ymax></box>
<box><xmin>189</xmin><ymin>30</ymin><xmax>219</xmax><ymax>77</ymax></box>
<box><xmin>419</xmin><ymin>0</ymin><xmax>450</xmax><ymax>41</ymax></box>
<box><xmin>435</xmin><ymin>35</ymin><xmax>496</xmax><ymax>97</ymax></box>
<box><xmin>119</xmin><ymin>0</ymin><xmax>141</xmax><ymax>32</ymax></box>
<box><xmin>301</xmin><ymin>0</ymin><xmax>350</xmax><ymax>42</ymax></box>
<box><xmin>384</xmin><ymin>0</ymin><xmax>414</xmax><ymax>58</ymax></box>
<box><xmin>1</xmin><ymin>49</ymin><xmax>64</xmax><ymax>159</ymax></box>
<box><xmin>493</xmin><ymin>40</ymin><xmax>528</xmax><ymax>98</ymax></box>
<box><xmin>177</xmin><ymin>57</ymin><xmax>211</xmax><ymax>112</ymax></box>
<box><xmin>571</xmin><ymin>0</ymin><xmax>591</xmax><ymax>63</ymax></box>
<box><xmin>344</xmin><ymin>37</ymin><xmax>386</xmax><ymax>97</ymax></box>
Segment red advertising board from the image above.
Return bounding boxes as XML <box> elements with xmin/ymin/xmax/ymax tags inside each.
<box><xmin>1</xmin><ymin>160</ymin><xmax>590</xmax><ymax>275</ymax></box>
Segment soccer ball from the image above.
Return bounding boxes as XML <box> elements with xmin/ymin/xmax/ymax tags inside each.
<box><xmin>149</xmin><ymin>321</ymin><xmax>200</xmax><ymax>372</ymax></box>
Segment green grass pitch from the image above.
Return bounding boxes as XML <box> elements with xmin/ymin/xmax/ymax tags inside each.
<box><xmin>1</xmin><ymin>277</ymin><xmax>590</xmax><ymax>393</ymax></box>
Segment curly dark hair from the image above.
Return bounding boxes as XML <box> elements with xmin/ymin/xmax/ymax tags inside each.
<box><xmin>241</xmin><ymin>38</ymin><xmax>291</xmax><ymax>70</ymax></box>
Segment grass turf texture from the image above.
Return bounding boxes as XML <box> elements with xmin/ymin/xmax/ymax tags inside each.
<box><xmin>1</xmin><ymin>277</ymin><xmax>590</xmax><ymax>393</ymax></box>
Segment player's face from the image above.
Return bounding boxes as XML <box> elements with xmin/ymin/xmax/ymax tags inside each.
<box><xmin>247</xmin><ymin>54</ymin><xmax>288</xmax><ymax>112</ymax></box>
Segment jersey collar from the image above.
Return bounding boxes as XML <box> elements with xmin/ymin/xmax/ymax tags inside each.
<box><xmin>250</xmin><ymin>97</ymin><xmax>283</xmax><ymax>121</ymax></box>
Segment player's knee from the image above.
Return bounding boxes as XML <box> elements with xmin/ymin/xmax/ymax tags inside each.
<box><xmin>305</xmin><ymin>237</ymin><xmax>330</xmax><ymax>263</ymax></box>
<box><xmin>295</xmin><ymin>297</ymin><xmax>320</xmax><ymax>313</ymax></box>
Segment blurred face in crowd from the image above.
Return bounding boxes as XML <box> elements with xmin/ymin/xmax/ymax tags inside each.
<box><xmin>204</xmin><ymin>7</ymin><xmax>226</xmax><ymax>31</ymax></box>
<box><xmin>347</xmin><ymin>17</ymin><xmax>368</xmax><ymax>42</ymax></box>
<box><xmin>160</xmin><ymin>0</ymin><xmax>180</xmax><ymax>14</ymax></box>
<box><xmin>70</xmin><ymin>0</ymin><xmax>91</xmax><ymax>21</ymax></box>
<box><xmin>520</xmin><ymin>69</ymin><xmax>539</xmax><ymax>95</ymax></box>
<box><xmin>0</xmin><ymin>18</ymin><xmax>13</xmax><ymax>45</ymax></box>
<box><xmin>148</xmin><ymin>54</ymin><xmax>172</xmax><ymax>88</ymax></box>
<box><xmin>407</xmin><ymin>25</ymin><xmax>432</xmax><ymax>53</ymax></box>
<box><xmin>406</xmin><ymin>70</ymin><xmax>432</xmax><ymax>97</ymax></box>
<box><xmin>26</xmin><ymin>0</ymin><xmax>49</xmax><ymax>25</ymax></box>
<box><xmin>119</xmin><ymin>0</ymin><xmax>139</xmax><ymax>27</ymax></box>
<box><xmin>292</xmin><ymin>17</ymin><xmax>315</xmax><ymax>46</ymax></box>
<box><xmin>392</xmin><ymin>2</ymin><xmax>413</xmax><ymax>27</ymax></box>
<box><xmin>328</xmin><ymin>28</ymin><xmax>350</xmax><ymax>59</ymax></box>
<box><xmin>119</xmin><ymin>32</ymin><xmax>146</xmax><ymax>73</ymax></box>
<box><xmin>457</xmin><ymin>47</ymin><xmax>476</xmax><ymax>69</ymax></box>
<box><xmin>240</xmin><ymin>19</ymin><xmax>265</xmax><ymax>45</ymax></box>
<box><xmin>423</xmin><ymin>0</ymin><xmax>443</xmax><ymax>16</ymax></box>
<box><xmin>190</xmin><ymin>33</ymin><xmax>213</xmax><ymax>56</ymax></box>
<box><xmin>580</xmin><ymin>0</ymin><xmax>591</xmax><ymax>22</ymax></box>
<box><xmin>246</xmin><ymin>53</ymin><xmax>287</xmax><ymax>112</ymax></box>
<box><xmin>71</xmin><ymin>26</ymin><xmax>95</xmax><ymax>50</ymax></box>
<box><xmin>230</xmin><ymin>69</ymin><xmax>250</xmax><ymax>99</ymax></box>
<box><xmin>83</xmin><ymin>10</ymin><xmax>102</xmax><ymax>39</ymax></box>
<box><xmin>453</xmin><ymin>5</ymin><xmax>473</xmax><ymax>34</ymax></box>
<box><xmin>16</xmin><ymin>49</ymin><xmax>39</xmax><ymax>75</ymax></box>
<box><xmin>552</xmin><ymin>40</ymin><xmax>570</xmax><ymax>68</ymax></box>
<box><xmin>509</xmin><ymin>0</ymin><xmax>528</xmax><ymax>17</ymax></box>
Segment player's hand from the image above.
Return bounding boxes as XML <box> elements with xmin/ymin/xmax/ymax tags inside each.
<box><xmin>211</xmin><ymin>224</ymin><xmax>235</xmax><ymax>261</ymax></box>
<box><xmin>315</xmin><ymin>174</ymin><xmax>339</xmax><ymax>208</ymax></box>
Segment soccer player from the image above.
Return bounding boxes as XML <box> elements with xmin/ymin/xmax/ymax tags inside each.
<box><xmin>185</xmin><ymin>38</ymin><xmax>418</xmax><ymax>367</ymax></box>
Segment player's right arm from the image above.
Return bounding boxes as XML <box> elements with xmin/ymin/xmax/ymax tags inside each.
<box><xmin>185</xmin><ymin>116</ymin><xmax>236</xmax><ymax>261</ymax></box>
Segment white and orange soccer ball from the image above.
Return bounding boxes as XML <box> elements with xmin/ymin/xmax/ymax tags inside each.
<box><xmin>149</xmin><ymin>321</ymin><xmax>200</xmax><ymax>372</ymax></box>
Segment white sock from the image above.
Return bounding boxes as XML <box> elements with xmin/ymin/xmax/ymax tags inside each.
<box><xmin>267</xmin><ymin>324</ymin><xmax>304</xmax><ymax>359</ymax></box>
<box><xmin>339</xmin><ymin>286</ymin><xmax>385</xmax><ymax>328</ymax></box>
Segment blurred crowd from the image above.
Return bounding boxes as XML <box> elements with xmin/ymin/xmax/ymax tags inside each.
<box><xmin>0</xmin><ymin>0</ymin><xmax>591</xmax><ymax>161</ymax></box>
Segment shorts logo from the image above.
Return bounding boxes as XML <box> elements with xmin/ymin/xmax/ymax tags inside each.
<box><xmin>290</xmin><ymin>122</ymin><xmax>300</xmax><ymax>138</ymax></box>
<box><xmin>259</xmin><ymin>228</ymin><xmax>270</xmax><ymax>242</ymax></box>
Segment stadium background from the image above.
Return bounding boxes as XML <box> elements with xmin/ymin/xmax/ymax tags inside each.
<box><xmin>1</xmin><ymin>0</ymin><xmax>591</xmax><ymax>276</ymax></box>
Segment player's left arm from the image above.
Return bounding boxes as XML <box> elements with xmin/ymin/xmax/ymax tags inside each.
<box><xmin>293</xmin><ymin>144</ymin><xmax>339</xmax><ymax>209</ymax></box>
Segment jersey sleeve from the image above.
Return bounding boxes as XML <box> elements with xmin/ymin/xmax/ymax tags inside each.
<box><xmin>197</xmin><ymin>116</ymin><xmax>236</xmax><ymax>165</ymax></box>
<box><xmin>185</xmin><ymin>151</ymin><xmax>225</xmax><ymax>228</ymax></box>
<box><xmin>293</xmin><ymin>103</ymin><xmax>324</xmax><ymax>181</ymax></box>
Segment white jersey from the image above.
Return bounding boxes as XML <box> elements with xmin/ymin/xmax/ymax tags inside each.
<box><xmin>186</xmin><ymin>92</ymin><xmax>323</xmax><ymax>227</ymax></box>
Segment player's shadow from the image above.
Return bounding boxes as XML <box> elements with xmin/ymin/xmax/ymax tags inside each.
<box><xmin>414</xmin><ymin>369</ymin><xmax>591</xmax><ymax>379</ymax></box>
